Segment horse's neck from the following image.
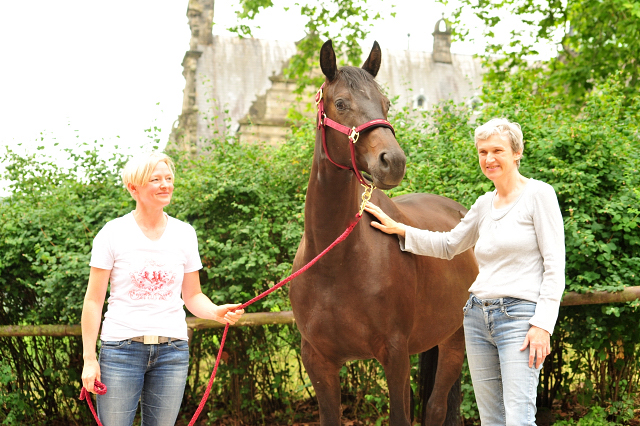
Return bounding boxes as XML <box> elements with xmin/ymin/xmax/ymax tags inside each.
<box><xmin>304</xmin><ymin>138</ymin><xmax>361</xmax><ymax>250</ymax></box>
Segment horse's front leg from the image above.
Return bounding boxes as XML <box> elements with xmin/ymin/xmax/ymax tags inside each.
<box><xmin>380</xmin><ymin>346</ymin><xmax>412</xmax><ymax>426</ymax></box>
<box><xmin>301</xmin><ymin>338</ymin><xmax>342</xmax><ymax>426</ymax></box>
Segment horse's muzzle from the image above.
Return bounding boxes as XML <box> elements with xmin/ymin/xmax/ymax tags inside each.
<box><xmin>370</xmin><ymin>148</ymin><xmax>407</xmax><ymax>189</ymax></box>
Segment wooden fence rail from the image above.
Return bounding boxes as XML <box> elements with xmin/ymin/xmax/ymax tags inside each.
<box><xmin>1</xmin><ymin>287</ymin><xmax>639</xmax><ymax>337</ymax></box>
<box><xmin>559</xmin><ymin>286</ymin><xmax>640</xmax><ymax>306</ymax></box>
<box><xmin>0</xmin><ymin>311</ymin><xmax>295</xmax><ymax>337</ymax></box>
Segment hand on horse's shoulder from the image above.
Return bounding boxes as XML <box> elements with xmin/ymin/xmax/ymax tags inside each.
<box><xmin>363</xmin><ymin>202</ymin><xmax>406</xmax><ymax>237</ymax></box>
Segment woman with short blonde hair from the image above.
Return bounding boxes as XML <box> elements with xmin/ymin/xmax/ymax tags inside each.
<box><xmin>81</xmin><ymin>151</ymin><xmax>244</xmax><ymax>426</ymax></box>
<box><xmin>121</xmin><ymin>151</ymin><xmax>175</xmax><ymax>188</ymax></box>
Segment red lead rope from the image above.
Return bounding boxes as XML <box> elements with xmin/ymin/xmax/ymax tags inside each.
<box><xmin>80</xmin><ymin>213</ymin><xmax>364</xmax><ymax>426</ymax></box>
<box><xmin>79</xmin><ymin>381</ymin><xmax>106</xmax><ymax>426</ymax></box>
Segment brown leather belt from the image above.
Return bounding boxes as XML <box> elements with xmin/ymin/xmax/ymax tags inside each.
<box><xmin>130</xmin><ymin>336</ymin><xmax>183</xmax><ymax>345</ymax></box>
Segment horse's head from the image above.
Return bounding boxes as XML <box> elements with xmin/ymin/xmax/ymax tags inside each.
<box><xmin>318</xmin><ymin>40</ymin><xmax>406</xmax><ymax>190</ymax></box>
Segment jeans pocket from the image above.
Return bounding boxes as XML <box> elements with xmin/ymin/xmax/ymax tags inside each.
<box><xmin>100</xmin><ymin>340</ymin><xmax>128</xmax><ymax>349</ymax></box>
<box><xmin>169</xmin><ymin>339</ymin><xmax>189</xmax><ymax>352</ymax></box>
<box><xmin>462</xmin><ymin>297</ymin><xmax>472</xmax><ymax>316</ymax></box>
<box><xmin>503</xmin><ymin>301</ymin><xmax>536</xmax><ymax>320</ymax></box>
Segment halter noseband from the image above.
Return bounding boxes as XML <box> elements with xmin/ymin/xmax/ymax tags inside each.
<box><xmin>315</xmin><ymin>83</ymin><xmax>395</xmax><ymax>188</ymax></box>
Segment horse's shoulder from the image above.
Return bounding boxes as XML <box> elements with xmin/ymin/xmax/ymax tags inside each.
<box><xmin>391</xmin><ymin>193</ymin><xmax>468</xmax><ymax>231</ymax></box>
<box><xmin>392</xmin><ymin>192</ymin><xmax>468</xmax><ymax>213</ymax></box>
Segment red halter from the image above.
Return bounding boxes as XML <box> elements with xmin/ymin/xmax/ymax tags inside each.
<box><xmin>315</xmin><ymin>83</ymin><xmax>395</xmax><ymax>188</ymax></box>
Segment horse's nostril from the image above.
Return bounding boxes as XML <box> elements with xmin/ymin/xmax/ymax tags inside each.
<box><xmin>378</xmin><ymin>151</ymin><xmax>405</xmax><ymax>172</ymax></box>
<box><xmin>379</xmin><ymin>152</ymin><xmax>390</xmax><ymax>170</ymax></box>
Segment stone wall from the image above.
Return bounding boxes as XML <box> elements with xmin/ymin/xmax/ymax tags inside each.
<box><xmin>377</xmin><ymin>48</ymin><xmax>482</xmax><ymax>111</ymax></box>
<box><xmin>169</xmin><ymin>1</ymin><xmax>483</xmax><ymax>149</ymax></box>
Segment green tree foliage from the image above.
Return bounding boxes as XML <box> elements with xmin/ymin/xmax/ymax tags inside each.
<box><xmin>229</xmin><ymin>0</ymin><xmax>388</xmax><ymax>91</ymax></box>
<box><xmin>387</xmin><ymin>72</ymin><xmax>640</xmax><ymax>415</ymax></box>
<box><xmin>442</xmin><ymin>0</ymin><xmax>640</xmax><ymax>409</ymax></box>
<box><xmin>445</xmin><ymin>0</ymin><xmax>640</xmax><ymax>103</ymax></box>
<box><xmin>1</xmin><ymin>77</ymin><xmax>639</xmax><ymax>424</ymax></box>
<box><xmin>0</xmin><ymin>126</ymin><xmax>321</xmax><ymax>424</ymax></box>
<box><xmin>0</xmin><ymin>146</ymin><xmax>132</xmax><ymax>424</ymax></box>
<box><xmin>479</xmin><ymin>73</ymin><xmax>640</xmax><ymax>411</ymax></box>
<box><xmin>0</xmin><ymin>147</ymin><xmax>132</xmax><ymax>326</ymax></box>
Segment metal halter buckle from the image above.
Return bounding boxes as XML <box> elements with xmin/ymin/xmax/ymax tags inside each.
<box><xmin>315</xmin><ymin>87</ymin><xmax>323</xmax><ymax>106</ymax></box>
<box><xmin>349</xmin><ymin>127</ymin><xmax>360</xmax><ymax>144</ymax></box>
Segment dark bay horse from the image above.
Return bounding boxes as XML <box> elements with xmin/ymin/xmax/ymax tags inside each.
<box><xmin>289</xmin><ymin>40</ymin><xmax>478</xmax><ymax>426</ymax></box>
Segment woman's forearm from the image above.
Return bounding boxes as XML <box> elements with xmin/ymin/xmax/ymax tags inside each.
<box><xmin>81</xmin><ymin>299</ymin><xmax>103</xmax><ymax>360</ymax></box>
<box><xmin>81</xmin><ymin>267</ymin><xmax>110</xmax><ymax>359</ymax></box>
<box><xmin>80</xmin><ymin>267</ymin><xmax>110</xmax><ymax>393</ymax></box>
<box><xmin>184</xmin><ymin>292</ymin><xmax>218</xmax><ymax>320</ymax></box>
<box><xmin>182</xmin><ymin>271</ymin><xmax>244</xmax><ymax>324</ymax></box>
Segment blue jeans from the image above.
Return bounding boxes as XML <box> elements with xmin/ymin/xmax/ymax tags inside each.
<box><xmin>463</xmin><ymin>294</ymin><xmax>541</xmax><ymax>426</ymax></box>
<box><xmin>96</xmin><ymin>339</ymin><xmax>190</xmax><ymax>426</ymax></box>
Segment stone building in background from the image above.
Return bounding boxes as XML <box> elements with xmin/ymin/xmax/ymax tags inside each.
<box><xmin>432</xmin><ymin>16</ymin><xmax>453</xmax><ymax>64</ymax></box>
<box><xmin>169</xmin><ymin>1</ymin><xmax>483</xmax><ymax>151</ymax></box>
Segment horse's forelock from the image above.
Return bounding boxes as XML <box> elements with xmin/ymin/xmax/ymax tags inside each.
<box><xmin>336</xmin><ymin>66</ymin><xmax>382</xmax><ymax>94</ymax></box>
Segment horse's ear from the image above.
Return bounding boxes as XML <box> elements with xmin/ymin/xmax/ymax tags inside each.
<box><xmin>362</xmin><ymin>41</ymin><xmax>382</xmax><ymax>77</ymax></box>
<box><xmin>320</xmin><ymin>39</ymin><xmax>338</xmax><ymax>82</ymax></box>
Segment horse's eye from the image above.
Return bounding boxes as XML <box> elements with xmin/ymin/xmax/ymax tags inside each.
<box><xmin>335</xmin><ymin>99</ymin><xmax>347</xmax><ymax>111</ymax></box>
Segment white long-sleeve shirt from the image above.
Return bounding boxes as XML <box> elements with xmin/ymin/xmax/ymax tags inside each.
<box><xmin>400</xmin><ymin>179</ymin><xmax>565</xmax><ymax>334</ymax></box>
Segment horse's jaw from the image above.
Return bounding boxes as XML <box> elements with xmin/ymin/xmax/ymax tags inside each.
<box><xmin>367</xmin><ymin>167</ymin><xmax>406</xmax><ymax>189</ymax></box>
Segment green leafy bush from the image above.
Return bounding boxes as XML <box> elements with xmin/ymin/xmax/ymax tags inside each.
<box><xmin>0</xmin><ymin>129</ymin><xmax>316</xmax><ymax>424</ymax></box>
<box><xmin>476</xmin><ymin>73</ymin><xmax>640</xmax><ymax>411</ymax></box>
<box><xmin>0</xmin><ymin>146</ymin><xmax>131</xmax><ymax>424</ymax></box>
<box><xmin>1</xmin><ymin>72</ymin><xmax>639</xmax><ymax>424</ymax></box>
<box><xmin>387</xmin><ymin>71</ymin><xmax>640</xmax><ymax>421</ymax></box>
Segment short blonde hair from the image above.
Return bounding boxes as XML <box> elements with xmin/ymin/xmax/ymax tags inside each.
<box><xmin>122</xmin><ymin>152</ymin><xmax>175</xmax><ymax>187</ymax></box>
<box><xmin>474</xmin><ymin>118</ymin><xmax>524</xmax><ymax>166</ymax></box>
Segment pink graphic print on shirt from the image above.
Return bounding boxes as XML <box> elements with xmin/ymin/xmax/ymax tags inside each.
<box><xmin>129</xmin><ymin>259</ymin><xmax>175</xmax><ymax>300</ymax></box>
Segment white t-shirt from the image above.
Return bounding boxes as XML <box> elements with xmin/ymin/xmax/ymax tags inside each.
<box><xmin>90</xmin><ymin>212</ymin><xmax>203</xmax><ymax>341</ymax></box>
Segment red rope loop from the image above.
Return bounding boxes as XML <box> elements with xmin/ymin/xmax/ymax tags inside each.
<box><xmin>79</xmin><ymin>380</ymin><xmax>106</xmax><ymax>426</ymax></box>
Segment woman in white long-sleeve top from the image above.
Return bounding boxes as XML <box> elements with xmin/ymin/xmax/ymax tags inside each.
<box><xmin>364</xmin><ymin>118</ymin><xmax>565</xmax><ymax>425</ymax></box>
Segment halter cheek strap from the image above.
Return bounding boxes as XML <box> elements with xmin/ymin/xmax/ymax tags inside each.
<box><xmin>315</xmin><ymin>83</ymin><xmax>395</xmax><ymax>188</ymax></box>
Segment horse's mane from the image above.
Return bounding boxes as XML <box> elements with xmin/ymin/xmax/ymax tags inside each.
<box><xmin>337</xmin><ymin>66</ymin><xmax>383</xmax><ymax>94</ymax></box>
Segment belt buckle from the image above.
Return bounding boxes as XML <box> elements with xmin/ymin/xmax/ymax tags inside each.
<box><xmin>143</xmin><ymin>335</ymin><xmax>159</xmax><ymax>345</ymax></box>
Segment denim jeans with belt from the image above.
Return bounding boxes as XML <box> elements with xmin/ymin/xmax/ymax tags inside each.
<box><xmin>96</xmin><ymin>339</ymin><xmax>189</xmax><ymax>426</ymax></box>
<box><xmin>463</xmin><ymin>294</ymin><xmax>541</xmax><ymax>426</ymax></box>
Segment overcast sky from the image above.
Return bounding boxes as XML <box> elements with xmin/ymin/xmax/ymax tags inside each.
<box><xmin>0</xmin><ymin>0</ymin><xmax>488</xmax><ymax>191</ymax></box>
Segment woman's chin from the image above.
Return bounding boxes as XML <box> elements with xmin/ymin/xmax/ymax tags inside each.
<box><xmin>155</xmin><ymin>197</ymin><xmax>173</xmax><ymax>208</ymax></box>
<box><xmin>483</xmin><ymin>169</ymin><xmax>501</xmax><ymax>180</ymax></box>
